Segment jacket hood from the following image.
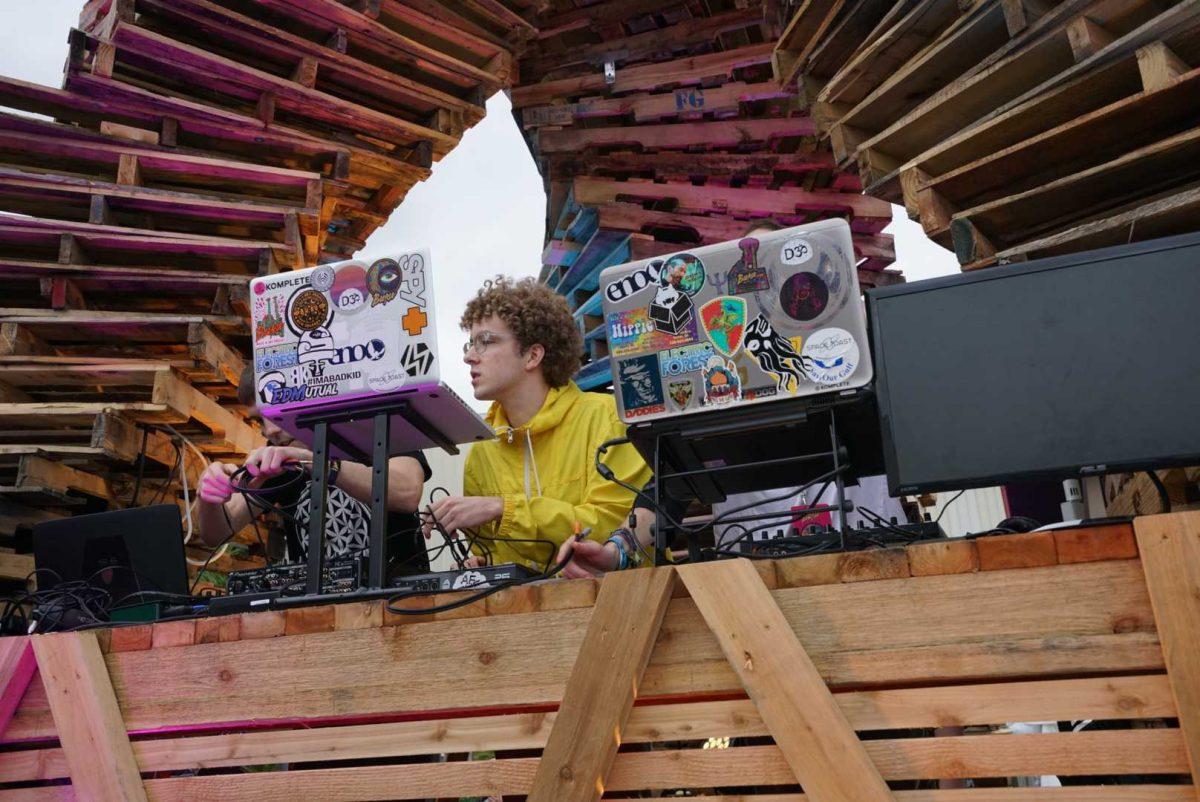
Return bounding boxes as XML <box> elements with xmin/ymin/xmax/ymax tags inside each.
<box><xmin>486</xmin><ymin>382</ymin><xmax>582</xmax><ymax>440</ymax></box>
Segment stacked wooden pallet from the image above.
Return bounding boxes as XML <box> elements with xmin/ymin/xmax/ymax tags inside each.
<box><xmin>0</xmin><ymin>0</ymin><xmax>520</xmax><ymax>585</ymax></box>
<box><xmin>774</xmin><ymin>0</ymin><xmax>1200</xmax><ymax>268</ymax></box>
<box><xmin>513</xmin><ymin>0</ymin><xmax>901</xmax><ymax>389</ymax></box>
<box><xmin>3</xmin><ymin>515</ymin><xmax>1198</xmax><ymax>798</ymax></box>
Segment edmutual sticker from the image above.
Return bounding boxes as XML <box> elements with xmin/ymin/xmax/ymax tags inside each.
<box><xmin>801</xmin><ymin>327</ymin><xmax>859</xmax><ymax>385</ymax></box>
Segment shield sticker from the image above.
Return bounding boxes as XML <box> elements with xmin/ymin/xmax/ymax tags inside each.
<box><xmin>699</xmin><ymin>296</ymin><xmax>747</xmax><ymax>357</ymax></box>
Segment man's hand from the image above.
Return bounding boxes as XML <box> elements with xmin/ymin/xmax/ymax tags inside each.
<box><xmin>421</xmin><ymin>495</ymin><xmax>503</xmax><ymax>539</ymax></box>
<box><xmin>198</xmin><ymin>462</ymin><xmax>238</xmax><ymax>505</ymax></box>
<box><xmin>556</xmin><ymin>538</ymin><xmax>620</xmax><ymax>579</ymax></box>
<box><xmin>244</xmin><ymin>445</ymin><xmax>312</xmax><ymax>479</ymax></box>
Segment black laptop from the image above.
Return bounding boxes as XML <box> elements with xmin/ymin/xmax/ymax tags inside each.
<box><xmin>32</xmin><ymin>504</ymin><xmax>189</xmax><ymax>602</ymax></box>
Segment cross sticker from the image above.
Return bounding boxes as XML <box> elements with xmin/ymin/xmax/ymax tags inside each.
<box><xmin>402</xmin><ymin>306</ymin><xmax>428</xmax><ymax>336</ymax></box>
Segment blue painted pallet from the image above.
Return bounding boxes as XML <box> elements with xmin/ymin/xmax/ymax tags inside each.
<box><xmin>564</xmin><ymin>207</ymin><xmax>598</xmax><ymax>243</ymax></box>
<box><xmin>576</xmin><ymin>358</ymin><xmax>612</xmax><ymax>391</ymax></box>
<box><xmin>556</xmin><ymin>229</ymin><xmax>630</xmax><ymax>299</ymax></box>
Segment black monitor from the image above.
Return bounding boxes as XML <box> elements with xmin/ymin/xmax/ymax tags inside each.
<box><xmin>867</xmin><ymin>233</ymin><xmax>1200</xmax><ymax>495</ymax></box>
<box><xmin>32</xmin><ymin>504</ymin><xmax>189</xmax><ymax>600</ymax></box>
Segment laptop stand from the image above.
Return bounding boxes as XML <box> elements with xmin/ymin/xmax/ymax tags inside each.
<box><xmin>292</xmin><ymin>397</ymin><xmax>462</xmax><ymax>596</ymax></box>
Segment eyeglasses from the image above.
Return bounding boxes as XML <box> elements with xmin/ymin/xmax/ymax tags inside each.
<box><xmin>463</xmin><ymin>331</ymin><xmax>506</xmax><ymax>356</ymax></box>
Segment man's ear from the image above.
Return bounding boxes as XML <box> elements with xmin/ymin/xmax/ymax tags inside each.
<box><xmin>524</xmin><ymin>343</ymin><xmax>546</xmax><ymax>372</ymax></box>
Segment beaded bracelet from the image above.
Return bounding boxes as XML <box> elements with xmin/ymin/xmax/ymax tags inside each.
<box><xmin>606</xmin><ymin>534</ymin><xmax>629</xmax><ymax>570</ymax></box>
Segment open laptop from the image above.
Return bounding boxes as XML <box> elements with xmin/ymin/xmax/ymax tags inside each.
<box><xmin>33</xmin><ymin>505</ymin><xmax>189</xmax><ymax>600</ymax></box>
<box><xmin>600</xmin><ymin>219</ymin><xmax>873</xmax><ymax>424</ymax></box>
<box><xmin>249</xmin><ymin>251</ymin><xmax>492</xmax><ymax>458</ymax></box>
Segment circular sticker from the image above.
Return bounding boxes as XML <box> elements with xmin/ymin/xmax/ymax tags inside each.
<box><xmin>367</xmin><ymin>258</ymin><xmax>402</xmax><ymax>306</ymax></box>
<box><xmin>253</xmin><ymin>281</ymin><xmax>266</xmax><ymax>296</ymax></box>
<box><xmin>801</xmin><ymin>327</ymin><xmax>859</xmax><ymax>385</ymax></box>
<box><xmin>778</xmin><ymin>272</ymin><xmax>829</xmax><ymax>322</ymax></box>
<box><xmin>331</xmin><ymin>263</ymin><xmax>368</xmax><ymax>315</ymax></box>
<box><xmin>780</xmin><ymin>237</ymin><xmax>814</xmax><ymax>266</ymax></box>
<box><xmin>659</xmin><ymin>253</ymin><xmax>705</xmax><ymax>296</ymax></box>
<box><xmin>310</xmin><ymin>265</ymin><xmax>335</xmax><ymax>292</ymax></box>
<box><xmin>287</xmin><ymin>288</ymin><xmax>330</xmax><ymax>332</ymax></box>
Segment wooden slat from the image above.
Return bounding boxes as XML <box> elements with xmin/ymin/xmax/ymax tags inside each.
<box><xmin>679</xmin><ymin>558</ymin><xmax>893</xmax><ymax>801</ymax></box>
<box><xmin>128</xmin><ymin>730</ymin><xmax>1191</xmax><ymax>800</ymax></box>
<box><xmin>529</xmin><ymin>567</ymin><xmax>675</xmax><ymax>802</ymax></box>
<box><xmin>1134</xmin><ymin>512</ymin><xmax>1200</xmax><ymax>796</ymax></box>
<box><xmin>0</xmin><ymin>674</ymin><xmax>1180</xmax><ymax>784</ymax></box>
<box><xmin>30</xmin><ymin>631</ymin><xmax>146</xmax><ymax>801</ymax></box>
<box><xmin>4</xmin><ymin>559</ymin><xmax>1162</xmax><ymax>740</ymax></box>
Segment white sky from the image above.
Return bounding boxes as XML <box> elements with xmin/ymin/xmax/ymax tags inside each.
<box><xmin>2</xmin><ymin>1</ymin><xmax>960</xmax><ymax>411</ymax></box>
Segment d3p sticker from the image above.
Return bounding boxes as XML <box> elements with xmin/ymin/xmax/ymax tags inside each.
<box><xmin>331</xmin><ymin>263</ymin><xmax>368</xmax><ymax>315</ymax></box>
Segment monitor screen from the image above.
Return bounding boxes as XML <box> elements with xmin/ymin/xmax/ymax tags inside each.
<box><xmin>867</xmin><ymin>233</ymin><xmax>1200</xmax><ymax>495</ymax></box>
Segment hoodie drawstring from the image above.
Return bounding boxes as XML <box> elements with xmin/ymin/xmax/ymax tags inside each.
<box><xmin>524</xmin><ymin>429</ymin><xmax>543</xmax><ymax>499</ymax></box>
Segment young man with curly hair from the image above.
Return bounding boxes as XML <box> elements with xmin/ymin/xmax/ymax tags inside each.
<box><xmin>421</xmin><ymin>276</ymin><xmax>651</xmax><ymax>569</ymax></box>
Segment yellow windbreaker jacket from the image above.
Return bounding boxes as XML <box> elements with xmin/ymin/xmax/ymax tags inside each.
<box><xmin>462</xmin><ymin>382</ymin><xmax>652</xmax><ymax>568</ymax></box>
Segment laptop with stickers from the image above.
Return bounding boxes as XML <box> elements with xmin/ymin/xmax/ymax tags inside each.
<box><xmin>600</xmin><ymin>219</ymin><xmax>873</xmax><ymax>425</ymax></box>
<box><xmin>249</xmin><ymin>251</ymin><xmax>491</xmax><ymax>459</ymax></box>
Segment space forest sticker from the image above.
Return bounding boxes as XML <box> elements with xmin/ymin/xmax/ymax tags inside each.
<box><xmin>251</xmin><ymin>251</ymin><xmax>435</xmax><ymax>405</ymax></box>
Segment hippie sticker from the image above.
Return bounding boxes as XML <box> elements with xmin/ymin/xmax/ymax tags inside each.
<box><xmin>667</xmin><ymin>379</ymin><xmax>694</xmax><ymax>410</ymax></box>
<box><xmin>330</xmin><ymin>263</ymin><xmax>368</xmax><ymax>314</ymax></box>
<box><xmin>727</xmin><ymin>237</ymin><xmax>770</xmax><ymax>295</ymax></box>
<box><xmin>801</xmin><ymin>327</ymin><xmax>860</xmax><ymax>386</ymax></box>
<box><xmin>367</xmin><ymin>257</ymin><xmax>402</xmax><ymax>306</ymax></box>
<box><xmin>699</xmin><ymin>296</ymin><xmax>747</xmax><ymax>357</ymax></box>
<box><xmin>607</xmin><ymin>308</ymin><xmax>697</xmax><ymax>358</ymax></box>
<box><xmin>618</xmin><ymin>355</ymin><xmax>666</xmax><ymax>418</ymax></box>
<box><xmin>702</xmin><ymin>356</ymin><xmax>741</xmax><ymax>407</ymax></box>
<box><xmin>744</xmin><ymin>314</ymin><xmax>812</xmax><ymax>393</ymax></box>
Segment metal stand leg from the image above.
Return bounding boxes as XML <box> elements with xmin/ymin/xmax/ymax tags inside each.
<box><xmin>829</xmin><ymin>410</ymin><xmax>849</xmax><ymax>552</ymax></box>
<box><xmin>305</xmin><ymin>421</ymin><xmax>331</xmax><ymax>596</ymax></box>
<box><xmin>653</xmin><ymin>434</ymin><xmax>665</xmax><ymax>567</ymax></box>
<box><xmin>367</xmin><ymin>412</ymin><xmax>391</xmax><ymax>589</ymax></box>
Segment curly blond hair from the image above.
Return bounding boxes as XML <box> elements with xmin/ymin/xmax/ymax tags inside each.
<box><xmin>460</xmin><ymin>276</ymin><xmax>583</xmax><ymax>387</ymax></box>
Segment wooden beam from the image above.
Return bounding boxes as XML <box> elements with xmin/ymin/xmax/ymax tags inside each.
<box><xmin>30</xmin><ymin>631</ymin><xmax>147</xmax><ymax>800</ymax></box>
<box><xmin>1136</xmin><ymin>41</ymin><xmax>1190</xmax><ymax>91</ymax></box>
<box><xmin>678</xmin><ymin>559</ymin><xmax>894</xmax><ymax>801</ymax></box>
<box><xmin>1134</xmin><ymin>512</ymin><xmax>1200</xmax><ymax>796</ymax></box>
<box><xmin>291</xmin><ymin>56</ymin><xmax>319</xmax><ymax>88</ymax></box>
<box><xmin>1066</xmin><ymin>15</ymin><xmax>1114</xmax><ymax>62</ymax></box>
<box><xmin>115</xmin><ymin>153</ymin><xmax>140</xmax><ymax>186</ymax></box>
<box><xmin>529</xmin><ymin>566</ymin><xmax>676</xmax><ymax>802</ymax></box>
<box><xmin>0</xmin><ymin>637</ymin><xmax>35</xmax><ymax>739</ymax></box>
<box><xmin>39</xmin><ymin>278</ymin><xmax>87</xmax><ymax>311</ymax></box>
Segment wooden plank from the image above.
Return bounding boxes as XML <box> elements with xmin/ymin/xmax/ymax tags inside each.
<box><xmin>906</xmin><ymin>538</ymin><xmax>979</xmax><ymax>576</ymax></box>
<box><xmin>0</xmin><ymin>674</ymin><xmax>1182</xmax><ymax>783</ymax></box>
<box><xmin>1053</xmin><ymin>524</ymin><xmax>1139</xmax><ymax>564</ymax></box>
<box><xmin>1134</xmin><ymin>512</ymin><xmax>1200</xmax><ymax>796</ymax></box>
<box><xmin>0</xmin><ymin>637</ymin><xmax>35</xmax><ymax>738</ymax></box>
<box><xmin>30</xmin><ymin>631</ymin><xmax>147</xmax><ymax>801</ymax></box>
<box><xmin>511</xmin><ymin>42</ymin><xmax>775</xmax><ymax>107</ymax></box>
<box><xmin>4</xmin><ymin>560</ymin><xmax>1162</xmax><ymax>740</ymax></box>
<box><xmin>573</xmin><ymin>177</ymin><xmax>893</xmax><ymax>221</ymax></box>
<box><xmin>0</xmin><ymin>551</ymin><xmax>35</xmax><ymax>582</ymax></box>
<box><xmin>538</xmin><ymin>117</ymin><xmax>817</xmax><ymax>153</ymax></box>
<box><xmin>529</xmin><ymin>566</ymin><xmax>676</xmax><ymax>802</ymax></box>
<box><xmin>678</xmin><ymin>558</ymin><xmax>893</xmax><ymax>801</ymax></box>
<box><xmin>976</xmin><ymin>531</ymin><xmax>1058</xmax><ymax>570</ymax></box>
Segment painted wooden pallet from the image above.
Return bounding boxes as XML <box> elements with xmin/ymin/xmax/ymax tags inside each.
<box><xmin>2</xmin><ymin>515</ymin><xmax>1198</xmax><ymax>800</ymax></box>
